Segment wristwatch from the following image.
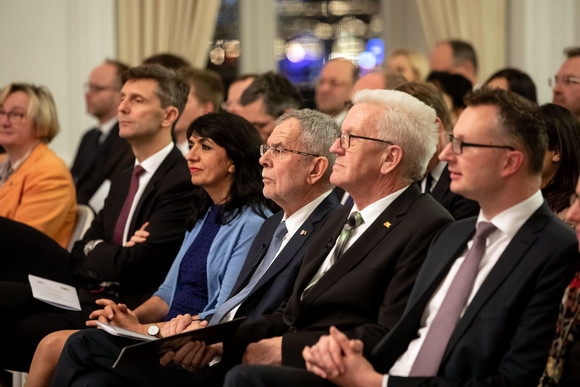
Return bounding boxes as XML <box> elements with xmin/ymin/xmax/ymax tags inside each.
<box><xmin>147</xmin><ymin>324</ymin><xmax>161</xmax><ymax>338</ymax></box>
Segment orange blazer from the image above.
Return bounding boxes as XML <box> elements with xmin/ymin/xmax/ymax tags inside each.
<box><xmin>0</xmin><ymin>143</ymin><xmax>77</xmax><ymax>248</ymax></box>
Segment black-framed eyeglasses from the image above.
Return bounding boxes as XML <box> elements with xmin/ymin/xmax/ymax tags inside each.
<box><xmin>447</xmin><ymin>134</ymin><xmax>515</xmax><ymax>155</ymax></box>
<box><xmin>84</xmin><ymin>83</ymin><xmax>120</xmax><ymax>94</ymax></box>
<box><xmin>548</xmin><ymin>75</ymin><xmax>580</xmax><ymax>87</ymax></box>
<box><xmin>0</xmin><ymin>109</ymin><xmax>26</xmax><ymax>125</ymax></box>
<box><xmin>259</xmin><ymin>144</ymin><xmax>320</xmax><ymax>158</ymax></box>
<box><xmin>339</xmin><ymin>133</ymin><xmax>393</xmax><ymax>150</ymax></box>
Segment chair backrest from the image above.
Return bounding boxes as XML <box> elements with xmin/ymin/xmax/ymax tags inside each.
<box><xmin>67</xmin><ymin>204</ymin><xmax>95</xmax><ymax>252</ymax></box>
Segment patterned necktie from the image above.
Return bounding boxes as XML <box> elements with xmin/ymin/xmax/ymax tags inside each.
<box><xmin>303</xmin><ymin>211</ymin><xmax>364</xmax><ymax>295</ymax></box>
<box><xmin>209</xmin><ymin>221</ymin><xmax>287</xmax><ymax>325</ymax></box>
<box><xmin>113</xmin><ymin>165</ymin><xmax>146</xmax><ymax>245</ymax></box>
<box><xmin>409</xmin><ymin>221</ymin><xmax>497</xmax><ymax>376</ymax></box>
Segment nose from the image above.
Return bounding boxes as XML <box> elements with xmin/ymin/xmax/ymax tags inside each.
<box><xmin>439</xmin><ymin>142</ymin><xmax>454</xmax><ymax>162</ymax></box>
<box><xmin>118</xmin><ymin>99</ymin><xmax>129</xmax><ymax>114</ymax></box>
<box><xmin>185</xmin><ymin>144</ymin><xmax>199</xmax><ymax>162</ymax></box>
<box><xmin>0</xmin><ymin>113</ymin><xmax>9</xmax><ymax>126</ymax></box>
<box><xmin>329</xmin><ymin>137</ymin><xmax>343</xmax><ymax>155</ymax></box>
<box><xmin>259</xmin><ymin>149</ymin><xmax>272</xmax><ymax>167</ymax></box>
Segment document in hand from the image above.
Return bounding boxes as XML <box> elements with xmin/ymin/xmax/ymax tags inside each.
<box><xmin>96</xmin><ymin>322</ymin><xmax>157</xmax><ymax>342</ymax></box>
<box><xmin>28</xmin><ymin>274</ymin><xmax>81</xmax><ymax>311</ymax></box>
<box><xmin>112</xmin><ymin>317</ymin><xmax>246</xmax><ymax>368</ymax></box>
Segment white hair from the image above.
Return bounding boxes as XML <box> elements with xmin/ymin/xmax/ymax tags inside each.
<box><xmin>353</xmin><ymin>89</ymin><xmax>438</xmax><ymax>181</ymax></box>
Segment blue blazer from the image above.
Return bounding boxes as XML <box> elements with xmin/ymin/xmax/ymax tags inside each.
<box><xmin>154</xmin><ymin>205</ymin><xmax>270</xmax><ymax>319</ymax></box>
<box><xmin>218</xmin><ymin>192</ymin><xmax>341</xmax><ymax>323</ymax></box>
<box><xmin>371</xmin><ymin>202</ymin><xmax>580</xmax><ymax>387</ymax></box>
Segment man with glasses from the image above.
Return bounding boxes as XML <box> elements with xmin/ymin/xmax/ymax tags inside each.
<box><xmin>71</xmin><ymin>60</ymin><xmax>133</xmax><ymax>210</ymax></box>
<box><xmin>229</xmin><ymin>88</ymin><xmax>580</xmax><ymax>387</ymax></box>
<box><xmin>315</xmin><ymin>58</ymin><xmax>358</xmax><ymax>126</ymax></box>
<box><xmin>552</xmin><ymin>47</ymin><xmax>580</xmax><ymax>121</ymax></box>
<box><xmin>222</xmin><ymin>89</ymin><xmax>453</xmax><ymax>375</ymax></box>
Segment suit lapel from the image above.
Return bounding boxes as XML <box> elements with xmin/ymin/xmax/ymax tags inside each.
<box><xmin>441</xmin><ymin>203</ymin><xmax>552</xmax><ymax>363</ymax></box>
<box><xmin>249</xmin><ymin>194</ymin><xmax>339</xmax><ymax>297</ymax></box>
<box><xmin>299</xmin><ymin>185</ymin><xmax>419</xmax><ymax>306</ymax></box>
<box><xmin>128</xmin><ymin>146</ymin><xmax>180</xmax><ymax>233</ymax></box>
<box><xmin>430</xmin><ymin>165</ymin><xmax>450</xmax><ymax>201</ymax></box>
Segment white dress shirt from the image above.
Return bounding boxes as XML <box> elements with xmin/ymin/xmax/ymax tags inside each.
<box><xmin>420</xmin><ymin>161</ymin><xmax>446</xmax><ymax>194</ymax></box>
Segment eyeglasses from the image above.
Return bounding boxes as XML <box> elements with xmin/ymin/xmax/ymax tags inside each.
<box><xmin>570</xmin><ymin>192</ymin><xmax>580</xmax><ymax>208</ymax></box>
<box><xmin>548</xmin><ymin>75</ymin><xmax>580</xmax><ymax>87</ymax></box>
<box><xmin>259</xmin><ymin>144</ymin><xmax>320</xmax><ymax>158</ymax></box>
<box><xmin>338</xmin><ymin>133</ymin><xmax>393</xmax><ymax>150</ymax></box>
<box><xmin>0</xmin><ymin>110</ymin><xmax>26</xmax><ymax>125</ymax></box>
<box><xmin>447</xmin><ymin>134</ymin><xmax>515</xmax><ymax>155</ymax></box>
<box><xmin>84</xmin><ymin>83</ymin><xmax>119</xmax><ymax>94</ymax></box>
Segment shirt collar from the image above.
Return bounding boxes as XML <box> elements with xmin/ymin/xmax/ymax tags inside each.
<box><xmin>283</xmin><ymin>190</ymin><xmax>333</xmax><ymax>237</ymax></box>
<box><xmin>352</xmin><ymin>184</ymin><xmax>410</xmax><ymax>226</ymax></box>
<box><xmin>136</xmin><ymin>142</ymin><xmax>174</xmax><ymax>176</ymax></box>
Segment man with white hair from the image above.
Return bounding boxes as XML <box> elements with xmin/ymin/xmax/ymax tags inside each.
<box><xmin>222</xmin><ymin>89</ymin><xmax>454</xmax><ymax>374</ymax></box>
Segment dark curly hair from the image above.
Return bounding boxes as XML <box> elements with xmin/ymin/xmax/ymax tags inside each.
<box><xmin>539</xmin><ymin>104</ymin><xmax>580</xmax><ymax>214</ymax></box>
<box><xmin>186</xmin><ymin>112</ymin><xmax>275</xmax><ymax>228</ymax></box>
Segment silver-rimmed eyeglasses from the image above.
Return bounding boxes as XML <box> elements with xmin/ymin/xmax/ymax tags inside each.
<box><xmin>548</xmin><ymin>75</ymin><xmax>580</xmax><ymax>87</ymax></box>
<box><xmin>259</xmin><ymin>144</ymin><xmax>320</xmax><ymax>158</ymax></box>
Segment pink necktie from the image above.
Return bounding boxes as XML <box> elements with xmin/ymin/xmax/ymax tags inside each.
<box><xmin>113</xmin><ymin>165</ymin><xmax>145</xmax><ymax>245</ymax></box>
<box><xmin>409</xmin><ymin>221</ymin><xmax>497</xmax><ymax>376</ymax></box>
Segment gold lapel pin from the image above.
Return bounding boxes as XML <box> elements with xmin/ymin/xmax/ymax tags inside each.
<box><xmin>300</xmin><ymin>230</ymin><xmax>307</xmax><ymax>236</ymax></box>
<box><xmin>384</xmin><ymin>221</ymin><xmax>391</xmax><ymax>228</ymax></box>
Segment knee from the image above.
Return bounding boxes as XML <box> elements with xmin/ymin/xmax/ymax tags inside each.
<box><xmin>224</xmin><ymin>365</ymin><xmax>253</xmax><ymax>387</ymax></box>
<box><xmin>36</xmin><ymin>330</ymin><xmax>76</xmax><ymax>359</ymax></box>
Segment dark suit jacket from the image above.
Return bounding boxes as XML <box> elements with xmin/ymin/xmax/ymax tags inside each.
<box><xmin>227</xmin><ymin>184</ymin><xmax>454</xmax><ymax>368</ymax></box>
<box><xmin>71</xmin><ymin>123</ymin><xmax>134</xmax><ymax>206</ymax></box>
<box><xmin>430</xmin><ymin>165</ymin><xmax>479</xmax><ymax>220</ymax></box>
<box><xmin>371</xmin><ymin>202</ymin><xmax>580</xmax><ymax>387</ymax></box>
<box><xmin>71</xmin><ymin>146</ymin><xmax>194</xmax><ymax>308</ymax></box>
<box><xmin>220</xmin><ymin>193</ymin><xmax>341</xmax><ymax>323</ymax></box>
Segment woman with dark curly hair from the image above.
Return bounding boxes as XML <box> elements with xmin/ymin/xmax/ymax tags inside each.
<box><xmin>539</xmin><ymin>104</ymin><xmax>580</xmax><ymax>218</ymax></box>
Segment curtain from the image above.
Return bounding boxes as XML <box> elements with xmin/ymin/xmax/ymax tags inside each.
<box><xmin>116</xmin><ymin>0</ymin><xmax>221</xmax><ymax>68</ymax></box>
<box><xmin>415</xmin><ymin>0</ymin><xmax>506</xmax><ymax>83</ymax></box>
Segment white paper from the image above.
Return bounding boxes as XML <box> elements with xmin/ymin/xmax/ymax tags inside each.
<box><xmin>96</xmin><ymin>322</ymin><xmax>157</xmax><ymax>341</ymax></box>
<box><xmin>28</xmin><ymin>274</ymin><xmax>81</xmax><ymax>311</ymax></box>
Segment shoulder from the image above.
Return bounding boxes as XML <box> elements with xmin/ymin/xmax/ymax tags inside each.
<box><xmin>24</xmin><ymin>144</ymin><xmax>72</xmax><ymax>179</ymax></box>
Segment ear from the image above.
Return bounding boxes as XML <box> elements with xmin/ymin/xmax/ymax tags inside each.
<box><xmin>434</xmin><ymin>117</ymin><xmax>443</xmax><ymax>134</ymax></box>
<box><xmin>500</xmin><ymin>150</ymin><xmax>524</xmax><ymax>178</ymax></box>
<box><xmin>380</xmin><ymin>145</ymin><xmax>403</xmax><ymax>175</ymax></box>
<box><xmin>306</xmin><ymin>156</ymin><xmax>329</xmax><ymax>185</ymax></box>
<box><xmin>228</xmin><ymin>162</ymin><xmax>236</xmax><ymax>174</ymax></box>
<box><xmin>552</xmin><ymin>148</ymin><xmax>561</xmax><ymax>163</ymax></box>
<box><xmin>161</xmin><ymin>106</ymin><xmax>180</xmax><ymax>128</ymax></box>
<box><xmin>203</xmin><ymin>102</ymin><xmax>215</xmax><ymax>114</ymax></box>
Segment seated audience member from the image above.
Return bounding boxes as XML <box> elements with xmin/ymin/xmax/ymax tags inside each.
<box><xmin>230</xmin><ymin>72</ymin><xmax>303</xmax><ymax>143</ymax></box>
<box><xmin>173</xmin><ymin>68</ymin><xmax>224</xmax><ymax>155</ymax></box>
<box><xmin>427</xmin><ymin>71</ymin><xmax>472</xmax><ymax>125</ymax></box>
<box><xmin>539</xmin><ymin>174</ymin><xmax>580</xmax><ymax>387</ymax></box>
<box><xmin>31</xmin><ymin>112</ymin><xmax>273</xmax><ymax>386</ymax></box>
<box><xmin>539</xmin><ymin>103</ymin><xmax>580</xmax><ymax>218</ymax></box>
<box><xmin>225</xmin><ymin>88</ymin><xmax>580</xmax><ymax>387</ymax></box>
<box><xmin>349</xmin><ymin>69</ymin><xmax>407</xmax><ymax>98</ymax></box>
<box><xmin>315</xmin><ymin>58</ymin><xmax>358</xmax><ymax>126</ymax></box>
<box><xmin>0</xmin><ymin>65</ymin><xmax>195</xmax><ymax>371</ymax></box>
<box><xmin>0</xmin><ymin>83</ymin><xmax>77</xmax><ymax>248</ymax></box>
<box><xmin>386</xmin><ymin>48</ymin><xmax>430</xmax><ymax>82</ymax></box>
<box><xmin>484</xmin><ymin>67</ymin><xmax>537</xmax><ymax>102</ymax></box>
<box><xmin>397</xmin><ymin>82</ymin><xmax>479</xmax><ymax>219</ymax></box>
<box><xmin>430</xmin><ymin>39</ymin><xmax>478</xmax><ymax>86</ymax></box>
<box><xmin>142</xmin><ymin>52</ymin><xmax>191</xmax><ymax>70</ymax></box>
<box><xmin>217</xmin><ymin>89</ymin><xmax>454</xmax><ymax>382</ymax></box>
<box><xmin>551</xmin><ymin>47</ymin><xmax>580</xmax><ymax>121</ymax></box>
<box><xmin>222</xmin><ymin>74</ymin><xmax>257</xmax><ymax>113</ymax></box>
<box><xmin>71</xmin><ymin>60</ymin><xmax>133</xmax><ymax>210</ymax></box>
<box><xmin>48</xmin><ymin>109</ymin><xmax>341</xmax><ymax>387</ymax></box>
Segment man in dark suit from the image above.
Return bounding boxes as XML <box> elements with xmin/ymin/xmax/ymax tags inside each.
<box><xmin>396</xmin><ymin>82</ymin><xmax>479</xmax><ymax>220</ymax></box>
<box><xmin>71</xmin><ymin>60</ymin><xmax>134</xmax><ymax>210</ymax></box>
<box><xmin>225</xmin><ymin>89</ymin><xmax>580</xmax><ymax>387</ymax></box>
<box><xmin>215</xmin><ymin>88</ymin><xmax>454</xmax><ymax>380</ymax></box>
<box><xmin>50</xmin><ymin>108</ymin><xmax>341</xmax><ymax>386</ymax></box>
<box><xmin>0</xmin><ymin>65</ymin><xmax>194</xmax><ymax>371</ymax></box>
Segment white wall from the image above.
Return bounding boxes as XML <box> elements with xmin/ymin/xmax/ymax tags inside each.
<box><xmin>0</xmin><ymin>0</ymin><xmax>116</xmax><ymax>165</ymax></box>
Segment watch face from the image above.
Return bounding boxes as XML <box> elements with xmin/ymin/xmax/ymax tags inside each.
<box><xmin>148</xmin><ymin>324</ymin><xmax>159</xmax><ymax>336</ymax></box>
